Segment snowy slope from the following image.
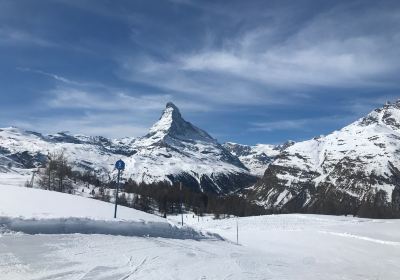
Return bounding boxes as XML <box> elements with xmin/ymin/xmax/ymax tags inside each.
<box><xmin>0</xmin><ymin>185</ymin><xmax>267</xmax><ymax>279</ymax></box>
<box><xmin>0</xmin><ymin>185</ymin><xmax>162</xmax><ymax>221</ymax></box>
<box><xmin>0</xmin><ymin>185</ymin><xmax>209</xmax><ymax>239</ymax></box>
<box><xmin>2</xmin><ymin>185</ymin><xmax>399</xmax><ymax>279</ymax></box>
<box><xmin>0</xmin><ymin>103</ymin><xmax>256</xmax><ymax>194</ymax></box>
<box><xmin>251</xmin><ymin>100</ymin><xmax>400</xmax><ymax>216</ymax></box>
<box><xmin>169</xmin><ymin>214</ymin><xmax>400</xmax><ymax>280</ymax></box>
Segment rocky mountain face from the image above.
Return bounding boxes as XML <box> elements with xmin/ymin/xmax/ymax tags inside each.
<box><xmin>0</xmin><ymin>103</ymin><xmax>256</xmax><ymax>194</ymax></box>
<box><xmin>249</xmin><ymin>101</ymin><xmax>400</xmax><ymax>218</ymax></box>
<box><xmin>223</xmin><ymin>142</ymin><xmax>289</xmax><ymax>176</ymax></box>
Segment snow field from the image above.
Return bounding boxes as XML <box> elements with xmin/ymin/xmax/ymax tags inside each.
<box><xmin>169</xmin><ymin>214</ymin><xmax>400</xmax><ymax>279</ymax></box>
<box><xmin>1</xmin><ymin>185</ymin><xmax>400</xmax><ymax>279</ymax></box>
<box><xmin>0</xmin><ymin>186</ymin><xmax>213</xmax><ymax>239</ymax></box>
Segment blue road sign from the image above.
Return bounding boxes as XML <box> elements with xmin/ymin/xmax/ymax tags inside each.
<box><xmin>114</xmin><ymin>159</ymin><xmax>125</xmax><ymax>218</ymax></box>
<box><xmin>115</xmin><ymin>159</ymin><xmax>125</xmax><ymax>171</ymax></box>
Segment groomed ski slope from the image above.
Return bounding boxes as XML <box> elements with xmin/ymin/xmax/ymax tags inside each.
<box><xmin>1</xmin><ymin>185</ymin><xmax>400</xmax><ymax>279</ymax></box>
<box><xmin>0</xmin><ymin>186</ymin><xmax>269</xmax><ymax>279</ymax></box>
<box><xmin>170</xmin><ymin>214</ymin><xmax>400</xmax><ymax>279</ymax></box>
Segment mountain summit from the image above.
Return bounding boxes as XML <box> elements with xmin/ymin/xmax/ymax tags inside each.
<box><xmin>144</xmin><ymin>102</ymin><xmax>215</xmax><ymax>145</ymax></box>
<box><xmin>132</xmin><ymin>102</ymin><xmax>253</xmax><ymax>192</ymax></box>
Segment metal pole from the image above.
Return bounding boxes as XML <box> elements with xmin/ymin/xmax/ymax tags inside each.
<box><xmin>236</xmin><ymin>216</ymin><xmax>239</xmax><ymax>245</ymax></box>
<box><xmin>180</xmin><ymin>182</ymin><xmax>183</xmax><ymax>226</ymax></box>
<box><xmin>114</xmin><ymin>169</ymin><xmax>121</xmax><ymax>219</ymax></box>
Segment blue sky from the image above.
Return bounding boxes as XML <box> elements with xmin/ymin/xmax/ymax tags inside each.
<box><xmin>0</xmin><ymin>0</ymin><xmax>399</xmax><ymax>145</ymax></box>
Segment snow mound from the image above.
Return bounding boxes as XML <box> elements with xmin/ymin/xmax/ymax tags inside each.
<box><xmin>0</xmin><ymin>217</ymin><xmax>208</xmax><ymax>239</ymax></box>
<box><xmin>0</xmin><ymin>186</ymin><xmax>217</xmax><ymax>239</ymax></box>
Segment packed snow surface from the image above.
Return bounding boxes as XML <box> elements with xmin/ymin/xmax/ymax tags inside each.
<box><xmin>1</xmin><ymin>185</ymin><xmax>400</xmax><ymax>279</ymax></box>
<box><xmin>0</xmin><ymin>186</ymin><xmax>162</xmax><ymax>222</ymax></box>
<box><xmin>169</xmin><ymin>214</ymin><xmax>400</xmax><ymax>279</ymax></box>
<box><xmin>0</xmin><ymin>186</ymin><xmax>206</xmax><ymax>239</ymax></box>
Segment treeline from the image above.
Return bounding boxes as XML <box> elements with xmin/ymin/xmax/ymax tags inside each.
<box><xmin>32</xmin><ymin>152</ymin><xmax>400</xmax><ymax>219</ymax></box>
<box><xmin>35</xmin><ymin>152</ymin><xmax>107</xmax><ymax>194</ymax></box>
<box><xmin>37</xmin><ymin>152</ymin><xmax>73</xmax><ymax>192</ymax></box>
<box><xmin>123</xmin><ymin>179</ymin><xmax>267</xmax><ymax>218</ymax></box>
<box><xmin>276</xmin><ymin>184</ymin><xmax>400</xmax><ymax>219</ymax></box>
<box><xmin>357</xmin><ymin>189</ymin><xmax>400</xmax><ymax>219</ymax></box>
<box><xmin>34</xmin><ymin>152</ymin><xmax>266</xmax><ymax>218</ymax></box>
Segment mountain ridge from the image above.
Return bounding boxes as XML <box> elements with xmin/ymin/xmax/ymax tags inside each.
<box><xmin>249</xmin><ymin>99</ymin><xmax>400</xmax><ymax>217</ymax></box>
<box><xmin>2</xmin><ymin>100</ymin><xmax>400</xmax><ymax>217</ymax></box>
<box><xmin>0</xmin><ymin>103</ymin><xmax>256</xmax><ymax>194</ymax></box>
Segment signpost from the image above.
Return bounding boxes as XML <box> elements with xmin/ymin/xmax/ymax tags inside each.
<box><xmin>114</xmin><ymin>159</ymin><xmax>125</xmax><ymax>219</ymax></box>
<box><xmin>180</xmin><ymin>182</ymin><xmax>183</xmax><ymax>226</ymax></box>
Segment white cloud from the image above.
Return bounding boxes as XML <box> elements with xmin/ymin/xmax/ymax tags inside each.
<box><xmin>47</xmin><ymin>86</ymin><xmax>210</xmax><ymax>112</ymax></box>
<box><xmin>12</xmin><ymin>114</ymin><xmax>149</xmax><ymax>139</ymax></box>
<box><xmin>118</xmin><ymin>55</ymin><xmax>292</xmax><ymax>106</ymax></box>
<box><xmin>179</xmin><ymin>33</ymin><xmax>399</xmax><ymax>89</ymax></box>
<box><xmin>117</xmin><ymin>2</ymin><xmax>400</xmax><ymax>105</ymax></box>
<box><xmin>31</xmin><ymin>85</ymin><xmax>214</xmax><ymax>138</ymax></box>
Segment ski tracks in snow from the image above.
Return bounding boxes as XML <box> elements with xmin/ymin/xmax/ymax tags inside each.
<box><xmin>77</xmin><ymin>256</ymin><xmax>155</xmax><ymax>280</ymax></box>
<box><xmin>319</xmin><ymin>230</ymin><xmax>400</xmax><ymax>246</ymax></box>
<box><xmin>119</xmin><ymin>257</ymin><xmax>149</xmax><ymax>280</ymax></box>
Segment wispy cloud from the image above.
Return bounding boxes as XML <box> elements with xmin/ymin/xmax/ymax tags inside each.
<box><xmin>0</xmin><ymin>27</ymin><xmax>57</xmax><ymax>47</ymax></box>
<box><xmin>47</xmin><ymin>88</ymin><xmax>171</xmax><ymax>111</ymax></box>
<box><xmin>16</xmin><ymin>67</ymin><xmax>125</xmax><ymax>92</ymax></box>
<box><xmin>250</xmin><ymin>115</ymin><xmax>357</xmax><ymax>133</ymax></box>
<box><xmin>17</xmin><ymin>67</ymin><xmax>81</xmax><ymax>85</ymax></box>
<box><xmin>117</xmin><ymin>1</ymin><xmax>400</xmax><ymax>106</ymax></box>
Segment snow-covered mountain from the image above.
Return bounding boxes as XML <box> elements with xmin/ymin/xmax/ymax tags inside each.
<box><xmin>223</xmin><ymin>142</ymin><xmax>286</xmax><ymax>176</ymax></box>
<box><xmin>0</xmin><ymin>127</ymin><xmax>133</xmax><ymax>177</ymax></box>
<box><xmin>250</xmin><ymin>101</ymin><xmax>400</xmax><ymax>217</ymax></box>
<box><xmin>0</xmin><ymin>102</ymin><xmax>256</xmax><ymax>193</ymax></box>
<box><xmin>123</xmin><ymin>102</ymin><xmax>256</xmax><ymax>193</ymax></box>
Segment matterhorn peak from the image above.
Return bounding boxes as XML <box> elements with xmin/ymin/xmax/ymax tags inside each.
<box><xmin>143</xmin><ymin>102</ymin><xmax>215</xmax><ymax>143</ymax></box>
<box><xmin>166</xmin><ymin>101</ymin><xmax>179</xmax><ymax>110</ymax></box>
<box><xmin>148</xmin><ymin>102</ymin><xmax>184</xmax><ymax>134</ymax></box>
<box><xmin>160</xmin><ymin>102</ymin><xmax>183</xmax><ymax>124</ymax></box>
